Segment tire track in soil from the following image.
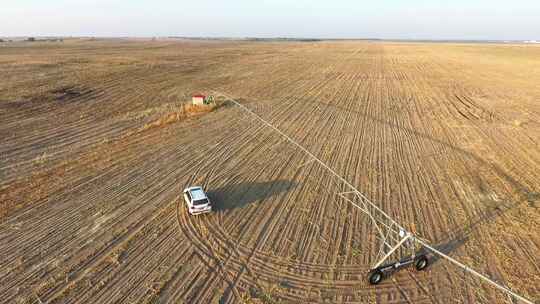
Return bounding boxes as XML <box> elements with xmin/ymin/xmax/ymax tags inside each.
<box><xmin>2</xmin><ymin>41</ymin><xmax>538</xmax><ymax>304</ymax></box>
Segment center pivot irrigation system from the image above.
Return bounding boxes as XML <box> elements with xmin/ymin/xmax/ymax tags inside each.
<box><xmin>211</xmin><ymin>91</ymin><xmax>534</xmax><ymax>304</ymax></box>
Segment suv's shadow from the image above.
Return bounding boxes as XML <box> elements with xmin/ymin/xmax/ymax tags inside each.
<box><xmin>207</xmin><ymin>180</ymin><xmax>296</xmax><ymax>212</ymax></box>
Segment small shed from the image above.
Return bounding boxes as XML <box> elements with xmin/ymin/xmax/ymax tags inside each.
<box><xmin>192</xmin><ymin>94</ymin><xmax>206</xmax><ymax>105</ymax></box>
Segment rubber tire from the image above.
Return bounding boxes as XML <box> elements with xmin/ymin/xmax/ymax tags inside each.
<box><xmin>415</xmin><ymin>255</ymin><xmax>429</xmax><ymax>271</ymax></box>
<box><xmin>368</xmin><ymin>269</ymin><xmax>384</xmax><ymax>285</ymax></box>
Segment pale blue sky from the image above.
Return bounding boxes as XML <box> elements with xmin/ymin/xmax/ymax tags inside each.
<box><xmin>1</xmin><ymin>0</ymin><xmax>539</xmax><ymax>40</ymax></box>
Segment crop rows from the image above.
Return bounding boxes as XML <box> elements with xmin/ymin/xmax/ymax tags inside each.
<box><xmin>0</xmin><ymin>40</ymin><xmax>539</xmax><ymax>303</ymax></box>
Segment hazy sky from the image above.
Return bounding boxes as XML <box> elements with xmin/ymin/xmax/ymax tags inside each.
<box><xmin>1</xmin><ymin>0</ymin><xmax>539</xmax><ymax>40</ymax></box>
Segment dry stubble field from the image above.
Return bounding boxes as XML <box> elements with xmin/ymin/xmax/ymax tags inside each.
<box><xmin>0</xmin><ymin>39</ymin><xmax>539</xmax><ymax>304</ymax></box>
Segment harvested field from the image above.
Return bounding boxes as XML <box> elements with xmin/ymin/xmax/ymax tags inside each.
<box><xmin>1</xmin><ymin>39</ymin><xmax>539</xmax><ymax>303</ymax></box>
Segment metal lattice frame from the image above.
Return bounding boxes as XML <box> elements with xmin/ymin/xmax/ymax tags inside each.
<box><xmin>337</xmin><ymin>191</ymin><xmax>417</xmax><ymax>269</ymax></box>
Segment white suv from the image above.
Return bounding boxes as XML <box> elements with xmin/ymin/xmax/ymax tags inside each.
<box><xmin>183</xmin><ymin>186</ymin><xmax>212</xmax><ymax>215</ymax></box>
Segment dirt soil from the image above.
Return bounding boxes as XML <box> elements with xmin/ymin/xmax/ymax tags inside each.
<box><xmin>1</xmin><ymin>39</ymin><xmax>539</xmax><ymax>303</ymax></box>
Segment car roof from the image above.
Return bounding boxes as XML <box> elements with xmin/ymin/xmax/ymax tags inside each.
<box><xmin>189</xmin><ymin>187</ymin><xmax>207</xmax><ymax>201</ymax></box>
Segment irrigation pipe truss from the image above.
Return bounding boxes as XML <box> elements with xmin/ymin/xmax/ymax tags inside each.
<box><xmin>212</xmin><ymin>91</ymin><xmax>534</xmax><ymax>304</ymax></box>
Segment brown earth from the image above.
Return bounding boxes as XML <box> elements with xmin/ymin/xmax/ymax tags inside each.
<box><xmin>0</xmin><ymin>39</ymin><xmax>539</xmax><ymax>303</ymax></box>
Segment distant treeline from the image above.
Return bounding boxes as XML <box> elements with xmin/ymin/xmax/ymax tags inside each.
<box><xmin>25</xmin><ymin>37</ymin><xmax>64</xmax><ymax>42</ymax></box>
<box><xmin>0</xmin><ymin>37</ymin><xmax>64</xmax><ymax>43</ymax></box>
<box><xmin>245</xmin><ymin>37</ymin><xmax>322</xmax><ymax>42</ymax></box>
<box><xmin>166</xmin><ymin>36</ymin><xmax>322</xmax><ymax>42</ymax></box>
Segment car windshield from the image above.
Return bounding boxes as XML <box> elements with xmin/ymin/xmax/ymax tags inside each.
<box><xmin>193</xmin><ymin>198</ymin><xmax>209</xmax><ymax>206</ymax></box>
<box><xmin>190</xmin><ymin>188</ymin><xmax>206</xmax><ymax>200</ymax></box>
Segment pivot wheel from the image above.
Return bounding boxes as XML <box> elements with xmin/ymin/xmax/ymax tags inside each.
<box><xmin>415</xmin><ymin>255</ymin><xmax>429</xmax><ymax>271</ymax></box>
<box><xmin>368</xmin><ymin>269</ymin><xmax>384</xmax><ymax>285</ymax></box>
